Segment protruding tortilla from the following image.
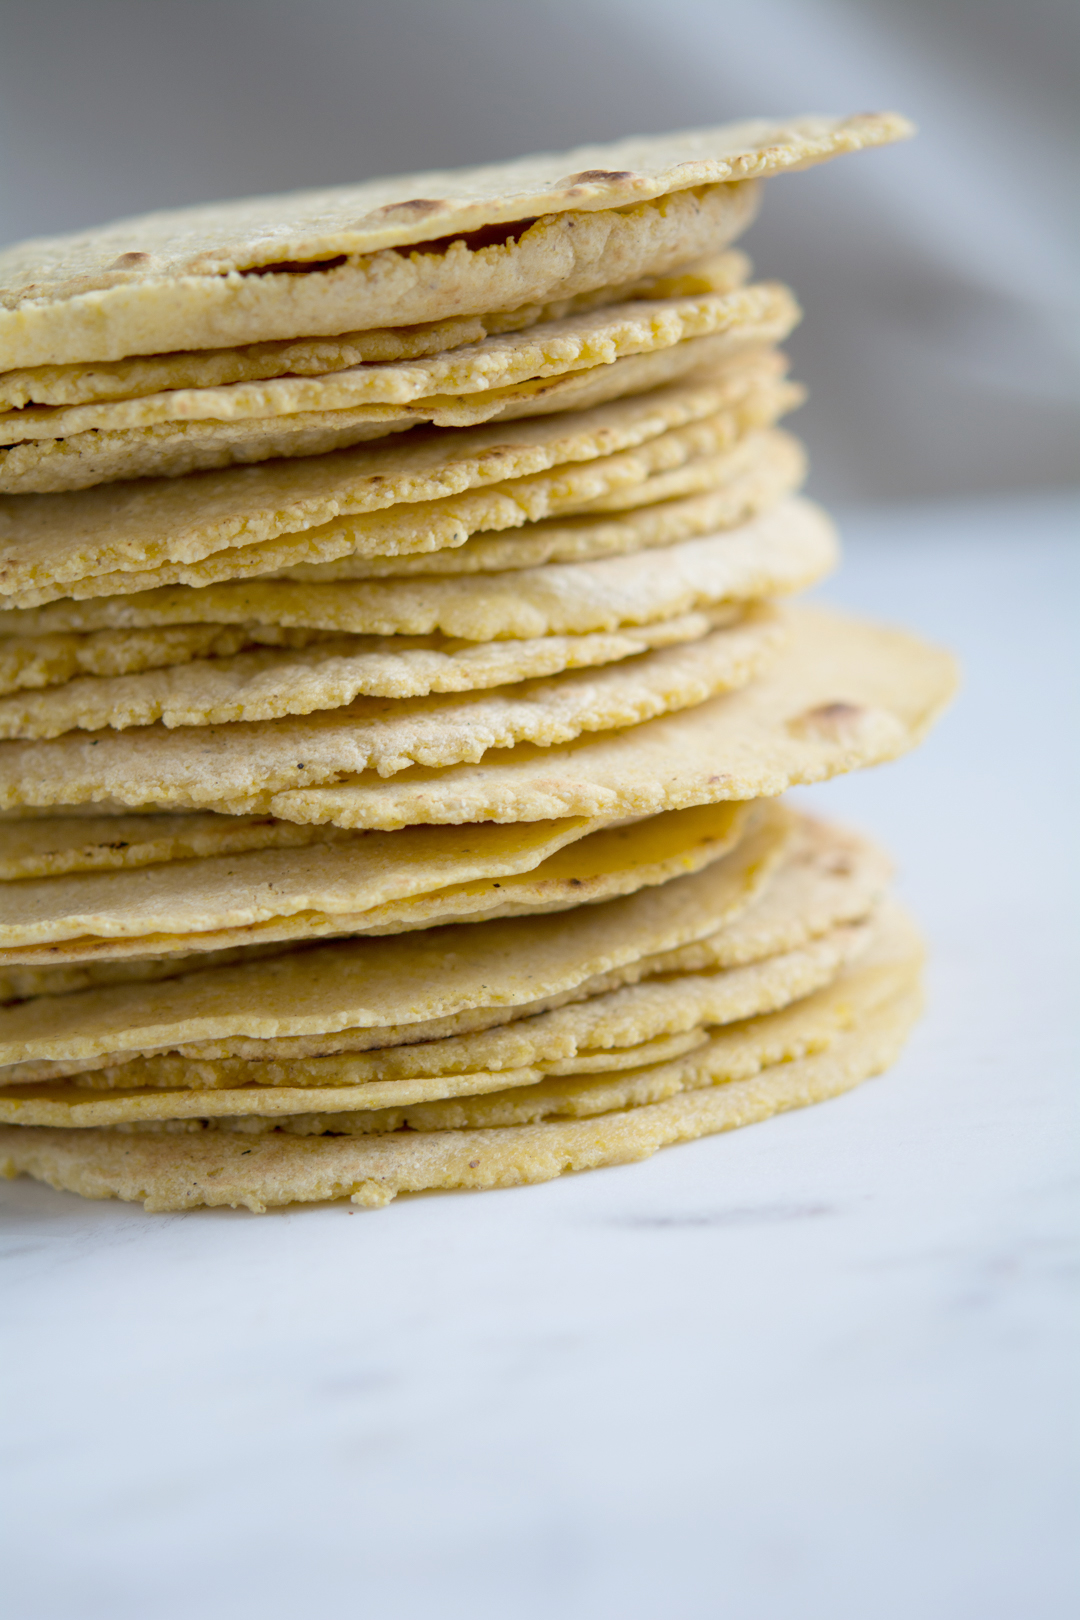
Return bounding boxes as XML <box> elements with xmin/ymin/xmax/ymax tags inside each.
<box><xmin>0</xmin><ymin>608</ymin><xmax>787</xmax><ymax>812</ymax></box>
<box><xmin>0</xmin><ymin>113</ymin><xmax>910</xmax><ymax>369</ymax></box>
<box><xmin>251</xmin><ymin>606</ymin><xmax>956</xmax><ymax>830</ymax></box>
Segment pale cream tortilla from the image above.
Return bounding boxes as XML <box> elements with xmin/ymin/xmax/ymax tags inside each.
<box><xmin>0</xmin><ymin>114</ymin><xmax>909</xmax><ymax>368</ymax></box>
<box><xmin>0</xmin><ymin>253</ymin><xmax>751</xmax><ymax>411</ymax></box>
<box><xmin>0</xmin><ymin>368</ymin><xmax>773</xmax><ymax>604</ymax></box>
<box><xmin>0</xmin><ymin>609</ymin><xmax>787</xmax><ymax>812</ymax></box>
<box><xmin>0</xmin><ymin>282</ymin><xmax>791</xmax><ymax>440</ymax></box>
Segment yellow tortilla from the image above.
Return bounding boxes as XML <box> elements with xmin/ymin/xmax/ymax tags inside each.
<box><xmin>0</xmin><ymin>802</ymin><xmax>792</xmax><ymax>1067</ymax></box>
<box><xmin>0</xmin><ymin>798</ymin><xmax>748</xmax><ymax>960</ymax></box>
<box><xmin>254</xmin><ymin>606</ymin><xmax>956</xmax><ymax>829</ymax></box>
<box><xmin>0</xmin><ymin>615</ymin><xmax>717</xmax><ymax>739</ymax></box>
<box><xmin>0</xmin><ymin>911</ymin><xmax>882</xmax><ymax>1127</ymax></box>
<box><xmin>280</xmin><ymin>427</ymin><xmax>806</xmax><ymax>581</ymax></box>
<box><xmin>0</xmin><ymin>282</ymin><xmax>791</xmax><ymax>440</ymax></box>
<box><xmin>0</xmin><ymin>367</ymin><xmax>777</xmax><ymax>604</ymax></box>
<box><xmin>0</xmin><ymin>808</ymin><xmax>886</xmax><ymax>1081</ymax></box>
<box><xmin>0</xmin><ymin>609</ymin><xmax>786</xmax><ymax>812</ymax></box>
<box><xmin>0</xmin><ymin>963</ymin><xmax>922</xmax><ymax>1209</ymax></box>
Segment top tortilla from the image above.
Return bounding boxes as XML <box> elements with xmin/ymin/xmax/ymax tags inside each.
<box><xmin>0</xmin><ymin>114</ymin><xmax>909</xmax><ymax>368</ymax></box>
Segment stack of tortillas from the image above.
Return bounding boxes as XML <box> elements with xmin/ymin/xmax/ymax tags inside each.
<box><xmin>0</xmin><ymin>115</ymin><xmax>956</xmax><ymax>1212</ymax></box>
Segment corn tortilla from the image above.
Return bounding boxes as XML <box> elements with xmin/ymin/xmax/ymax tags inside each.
<box><xmin>0</xmin><ymin>912</ymin><xmax>883</xmax><ymax>1127</ymax></box>
<box><xmin>0</xmin><ymin>809</ymin><xmax>884</xmax><ymax>1081</ymax></box>
<box><xmin>0</xmin><ymin>282</ymin><xmax>792</xmax><ymax>441</ymax></box>
<box><xmin>0</xmin><ymin>114</ymin><xmax>910</xmax><ymax>370</ymax></box>
<box><xmin>0</xmin><ymin>253</ymin><xmax>751</xmax><ymax>412</ymax></box>
<box><xmin>0</xmin><ymin>328</ymin><xmax>786</xmax><ymax>495</ymax></box>
<box><xmin>0</xmin><ymin>972</ymin><xmax>922</xmax><ymax>1210</ymax></box>
<box><xmin>0</xmin><ymin>608</ymin><xmax>786</xmax><ymax>812</ymax></box>
<box><xmin>0</xmin><ymin>368</ymin><xmax>776</xmax><ymax>604</ymax></box>
<box><xmin>0</xmin><ymin>798</ymin><xmax>748</xmax><ymax>958</ymax></box>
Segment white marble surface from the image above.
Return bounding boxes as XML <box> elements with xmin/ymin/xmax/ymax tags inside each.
<box><xmin>2</xmin><ymin>493</ymin><xmax>1077</xmax><ymax>1620</ymax></box>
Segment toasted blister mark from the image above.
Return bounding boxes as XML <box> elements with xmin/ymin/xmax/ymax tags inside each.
<box><xmin>0</xmin><ymin>365</ymin><xmax>784</xmax><ymax>605</ymax></box>
<box><xmin>0</xmin><ymin>939</ymin><xmax>924</xmax><ymax>1209</ymax></box>
<box><xmin>0</xmin><ymin>607</ymin><xmax>788</xmax><ymax>813</ymax></box>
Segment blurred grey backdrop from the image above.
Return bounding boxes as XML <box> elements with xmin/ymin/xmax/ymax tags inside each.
<box><xmin>0</xmin><ymin>0</ymin><xmax>1076</xmax><ymax>503</ymax></box>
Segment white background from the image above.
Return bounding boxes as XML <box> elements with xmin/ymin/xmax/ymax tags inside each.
<box><xmin>3</xmin><ymin>496</ymin><xmax>1076</xmax><ymax>1620</ymax></box>
<box><xmin>1</xmin><ymin>5</ymin><xmax>1077</xmax><ymax>1614</ymax></box>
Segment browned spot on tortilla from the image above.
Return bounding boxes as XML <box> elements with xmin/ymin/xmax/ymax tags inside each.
<box><xmin>107</xmin><ymin>252</ymin><xmax>154</xmax><ymax>269</ymax></box>
<box><xmin>788</xmin><ymin>701</ymin><xmax>867</xmax><ymax>742</ymax></box>
<box><xmin>376</xmin><ymin>198</ymin><xmax>446</xmax><ymax>217</ymax></box>
<box><xmin>563</xmin><ymin>169</ymin><xmax>637</xmax><ymax>184</ymax></box>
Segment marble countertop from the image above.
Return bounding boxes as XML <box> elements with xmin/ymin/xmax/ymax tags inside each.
<box><xmin>2</xmin><ymin>492</ymin><xmax>1077</xmax><ymax>1620</ymax></box>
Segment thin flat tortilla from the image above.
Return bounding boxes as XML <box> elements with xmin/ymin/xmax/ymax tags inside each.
<box><xmin>0</xmin><ymin>497</ymin><xmax>830</xmax><ymax>640</ymax></box>
<box><xmin>0</xmin><ymin>114</ymin><xmax>910</xmax><ymax>368</ymax></box>
<box><xmin>0</xmin><ymin>282</ymin><xmax>791</xmax><ymax>439</ymax></box>
<box><xmin>278</xmin><ymin>426</ymin><xmax>806</xmax><ymax>579</ymax></box>
<box><xmin>0</xmin><ymin>802</ymin><xmax>793</xmax><ymax>1066</ymax></box>
<box><xmin>60</xmin><ymin>835</ymin><xmax>885</xmax><ymax>1092</ymax></box>
<box><xmin>0</xmin><ymin>253</ymin><xmax>751</xmax><ymax>411</ymax></box>
<box><xmin>0</xmin><ymin>614</ymin><xmax>718</xmax><ymax>739</ymax></box>
<box><xmin>0</xmin><ymin>799</ymin><xmax>749</xmax><ymax>958</ymax></box>
<box><xmin>1</xmin><ymin>371</ymin><xmax>799</xmax><ymax>603</ymax></box>
<box><xmin>254</xmin><ymin>606</ymin><xmax>956</xmax><ymax>829</ymax></box>
<box><xmin>0</xmin><ymin>808</ymin><xmax>887</xmax><ymax>1080</ymax></box>
<box><xmin>0</xmin><ymin>969</ymin><xmax>923</xmax><ymax>1209</ymax></box>
<box><xmin>0</xmin><ymin>911</ymin><xmax>882</xmax><ymax>1126</ymax></box>
<box><xmin>0</xmin><ymin>368</ymin><xmax>777</xmax><ymax>603</ymax></box>
<box><xmin>0</xmin><ymin>608</ymin><xmax>787</xmax><ymax>812</ymax></box>
<box><xmin>0</xmin><ymin>327</ymin><xmax>792</xmax><ymax>495</ymax></box>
